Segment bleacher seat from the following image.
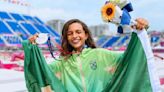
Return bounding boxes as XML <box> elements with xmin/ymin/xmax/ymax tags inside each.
<box><xmin>33</xmin><ymin>24</ymin><xmax>50</xmax><ymax>33</ymax></box>
<box><xmin>22</xmin><ymin>15</ymin><xmax>38</xmax><ymax>24</ymax></box>
<box><xmin>6</xmin><ymin>21</ymin><xmax>29</xmax><ymax>40</ymax></box>
<box><xmin>0</xmin><ymin>11</ymin><xmax>12</xmax><ymax>20</ymax></box>
<box><xmin>34</xmin><ymin>17</ymin><xmax>44</xmax><ymax>24</ymax></box>
<box><xmin>102</xmin><ymin>36</ymin><xmax>120</xmax><ymax>48</ymax></box>
<box><xmin>0</xmin><ymin>37</ymin><xmax>5</xmax><ymax>46</ymax></box>
<box><xmin>10</xmin><ymin>13</ymin><xmax>25</xmax><ymax>21</ymax></box>
<box><xmin>0</xmin><ymin>21</ymin><xmax>13</xmax><ymax>34</ymax></box>
<box><xmin>151</xmin><ymin>36</ymin><xmax>160</xmax><ymax>43</ymax></box>
<box><xmin>20</xmin><ymin>22</ymin><xmax>39</xmax><ymax>35</ymax></box>
<box><xmin>3</xmin><ymin>35</ymin><xmax>21</xmax><ymax>45</ymax></box>
<box><xmin>96</xmin><ymin>36</ymin><xmax>108</xmax><ymax>47</ymax></box>
<box><xmin>116</xmin><ymin>35</ymin><xmax>129</xmax><ymax>46</ymax></box>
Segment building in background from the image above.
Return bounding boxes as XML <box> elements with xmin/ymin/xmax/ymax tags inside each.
<box><xmin>89</xmin><ymin>24</ymin><xmax>109</xmax><ymax>41</ymax></box>
<box><xmin>47</xmin><ymin>19</ymin><xmax>65</xmax><ymax>35</ymax></box>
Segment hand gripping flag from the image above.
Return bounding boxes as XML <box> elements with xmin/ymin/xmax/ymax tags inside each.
<box><xmin>22</xmin><ymin>40</ymin><xmax>67</xmax><ymax>92</ymax></box>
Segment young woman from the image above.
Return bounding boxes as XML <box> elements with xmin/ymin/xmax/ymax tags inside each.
<box><xmin>27</xmin><ymin>18</ymin><xmax>158</xmax><ymax>92</ymax></box>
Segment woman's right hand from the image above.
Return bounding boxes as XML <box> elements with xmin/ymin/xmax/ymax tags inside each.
<box><xmin>28</xmin><ymin>33</ymin><xmax>39</xmax><ymax>44</ymax></box>
<box><xmin>134</xmin><ymin>18</ymin><xmax>149</xmax><ymax>31</ymax></box>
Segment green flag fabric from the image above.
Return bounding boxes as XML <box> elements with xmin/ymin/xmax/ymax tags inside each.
<box><xmin>22</xmin><ymin>30</ymin><xmax>161</xmax><ymax>92</ymax></box>
<box><xmin>22</xmin><ymin>40</ymin><xmax>67</xmax><ymax>92</ymax></box>
<box><xmin>103</xmin><ymin>30</ymin><xmax>161</xmax><ymax>92</ymax></box>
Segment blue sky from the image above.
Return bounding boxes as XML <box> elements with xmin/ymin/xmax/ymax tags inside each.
<box><xmin>0</xmin><ymin>0</ymin><xmax>164</xmax><ymax>32</ymax></box>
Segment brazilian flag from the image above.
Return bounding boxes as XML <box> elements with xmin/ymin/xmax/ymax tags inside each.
<box><xmin>22</xmin><ymin>40</ymin><xmax>67</xmax><ymax>92</ymax></box>
<box><xmin>103</xmin><ymin>31</ymin><xmax>160</xmax><ymax>92</ymax></box>
<box><xmin>22</xmin><ymin>30</ymin><xmax>160</xmax><ymax>92</ymax></box>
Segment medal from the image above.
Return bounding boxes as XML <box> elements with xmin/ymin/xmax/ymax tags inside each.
<box><xmin>36</xmin><ymin>33</ymin><xmax>48</xmax><ymax>44</ymax></box>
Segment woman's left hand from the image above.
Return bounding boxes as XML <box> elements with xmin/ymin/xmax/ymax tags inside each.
<box><xmin>134</xmin><ymin>18</ymin><xmax>149</xmax><ymax>31</ymax></box>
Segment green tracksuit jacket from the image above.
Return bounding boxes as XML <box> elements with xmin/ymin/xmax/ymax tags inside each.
<box><xmin>49</xmin><ymin>48</ymin><xmax>122</xmax><ymax>92</ymax></box>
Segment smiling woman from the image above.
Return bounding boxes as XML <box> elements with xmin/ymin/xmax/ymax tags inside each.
<box><xmin>61</xmin><ymin>19</ymin><xmax>96</xmax><ymax>57</ymax></box>
<box><xmin>23</xmin><ymin>17</ymin><xmax>161</xmax><ymax>92</ymax></box>
<box><xmin>67</xmin><ymin>23</ymin><xmax>88</xmax><ymax>52</ymax></box>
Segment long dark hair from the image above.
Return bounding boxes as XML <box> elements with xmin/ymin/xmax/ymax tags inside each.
<box><xmin>61</xmin><ymin>19</ymin><xmax>96</xmax><ymax>57</ymax></box>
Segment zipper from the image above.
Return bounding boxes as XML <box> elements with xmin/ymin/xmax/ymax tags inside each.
<box><xmin>76</xmin><ymin>56</ymin><xmax>87</xmax><ymax>92</ymax></box>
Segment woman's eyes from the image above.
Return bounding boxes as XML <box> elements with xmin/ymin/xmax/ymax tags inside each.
<box><xmin>67</xmin><ymin>30</ymin><xmax>82</xmax><ymax>35</ymax></box>
<box><xmin>67</xmin><ymin>32</ymin><xmax>72</xmax><ymax>35</ymax></box>
<box><xmin>77</xmin><ymin>30</ymin><xmax>82</xmax><ymax>34</ymax></box>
